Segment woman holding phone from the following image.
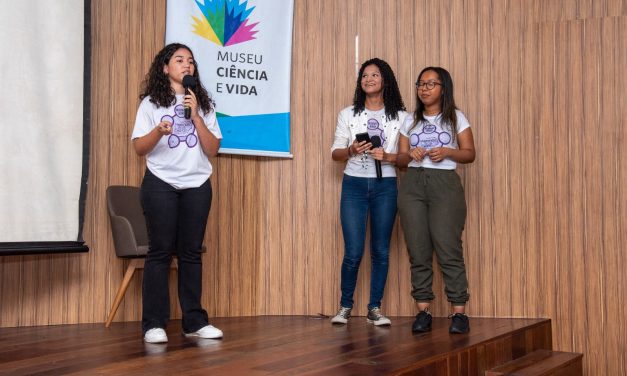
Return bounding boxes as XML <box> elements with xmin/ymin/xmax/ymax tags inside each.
<box><xmin>330</xmin><ymin>58</ymin><xmax>409</xmax><ymax>326</ymax></box>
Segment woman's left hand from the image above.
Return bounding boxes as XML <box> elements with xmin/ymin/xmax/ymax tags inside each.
<box><xmin>369</xmin><ymin>147</ymin><xmax>385</xmax><ymax>161</ymax></box>
<box><xmin>428</xmin><ymin>147</ymin><xmax>449</xmax><ymax>162</ymax></box>
<box><xmin>185</xmin><ymin>88</ymin><xmax>200</xmax><ymax>120</ymax></box>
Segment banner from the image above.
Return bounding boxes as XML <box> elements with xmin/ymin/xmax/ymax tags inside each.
<box><xmin>166</xmin><ymin>0</ymin><xmax>294</xmax><ymax>157</ymax></box>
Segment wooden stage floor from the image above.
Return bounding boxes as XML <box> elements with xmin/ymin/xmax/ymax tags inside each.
<box><xmin>0</xmin><ymin>316</ymin><xmax>551</xmax><ymax>375</ymax></box>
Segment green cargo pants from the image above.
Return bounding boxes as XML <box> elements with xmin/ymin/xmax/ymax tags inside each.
<box><xmin>398</xmin><ymin>167</ymin><xmax>470</xmax><ymax>304</ymax></box>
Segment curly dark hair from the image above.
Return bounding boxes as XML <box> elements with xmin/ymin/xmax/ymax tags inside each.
<box><xmin>412</xmin><ymin>66</ymin><xmax>458</xmax><ymax>140</ymax></box>
<box><xmin>352</xmin><ymin>58</ymin><xmax>405</xmax><ymax>120</ymax></box>
<box><xmin>139</xmin><ymin>43</ymin><xmax>213</xmax><ymax>113</ymax></box>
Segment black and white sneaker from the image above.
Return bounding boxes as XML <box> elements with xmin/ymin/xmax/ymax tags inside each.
<box><xmin>331</xmin><ymin>307</ymin><xmax>351</xmax><ymax>324</ymax></box>
<box><xmin>366</xmin><ymin>307</ymin><xmax>391</xmax><ymax>326</ymax></box>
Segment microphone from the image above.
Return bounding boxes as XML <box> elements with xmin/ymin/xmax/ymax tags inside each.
<box><xmin>370</xmin><ymin>135</ymin><xmax>382</xmax><ymax>180</ymax></box>
<box><xmin>182</xmin><ymin>75</ymin><xmax>196</xmax><ymax>119</ymax></box>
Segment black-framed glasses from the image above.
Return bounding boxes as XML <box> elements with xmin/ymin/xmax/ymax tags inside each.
<box><xmin>415</xmin><ymin>81</ymin><xmax>441</xmax><ymax>90</ymax></box>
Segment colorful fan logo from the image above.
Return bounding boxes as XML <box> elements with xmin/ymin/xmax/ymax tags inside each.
<box><xmin>192</xmin><ymin>0</ymin><xmax>259</xmax><ymax>47</ymax></box>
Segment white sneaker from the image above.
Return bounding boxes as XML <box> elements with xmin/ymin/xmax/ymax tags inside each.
<box><xmin>331</xmin><ymin>307</ymin><xmax>352</xmax><ymax>324</ymax></box>
<box><xmin>144</xmin><ymin>328</ymin><xmax>168</xmax><ymax>343</ymax></box>
<box><xmin>184</xmin><ymin>325</ymin><xmax>223</xmax><ymax>339</ymax></box>
<box><xmin>367</xmin><ymin>307</ymin><xmax>392</xmax><ymax>326</ymax></box>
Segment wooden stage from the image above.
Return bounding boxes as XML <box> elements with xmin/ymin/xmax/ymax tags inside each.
<box><xmin>0</xmin><ymin>316</ymin><xmax>552</xmax><ymax>375</ymax></box>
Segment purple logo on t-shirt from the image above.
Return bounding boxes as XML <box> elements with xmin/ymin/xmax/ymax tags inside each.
<box><xmin>162</xmin><ymin>104</ymin><xmax>197</xmax><ymax>148</ymax></box>
<box><xmin>367</xmin><ymin>118</ymin><xmax>386</xmax><ymax>143</ymax></box>
<box><xmin>410</xmin><ymin>122</ymin><xmax>451</xmax><ymax>150</ymax></box>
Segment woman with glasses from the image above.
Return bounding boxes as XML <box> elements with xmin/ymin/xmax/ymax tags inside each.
<box><xmin>397</xmin><ymin>67</ymin><xmax>476</xmax><ymax>334</ymax></box>
<box><xmin>330</xmin><ymin>58</ymin><xmax>409</xmax><ymax>326</ymax></box>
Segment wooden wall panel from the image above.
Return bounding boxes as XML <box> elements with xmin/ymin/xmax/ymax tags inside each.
<box><xmin>518</xmin><ymin>13</ymin><xmax>627</xmax><ymax>375</ymax></box>
<box><xmin>0</xmin><ymin>0</ymin><xmax>624</xmax><ymax>374</ymax></box>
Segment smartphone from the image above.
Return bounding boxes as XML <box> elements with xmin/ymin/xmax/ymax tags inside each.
<box><xmin>355</xmin><ymin>132</ymin><xmax>371</xmax><ymax>144</ymax></box>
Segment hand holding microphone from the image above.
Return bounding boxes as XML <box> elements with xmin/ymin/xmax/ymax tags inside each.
<box><xmin>182</xmin><ymin>75</ymin><xmax>196</xmax><ymax>119</ymax></box>
<box><xmin>370</xmin><ymin>135</ymin><xmax>383</xmax><ymax>179</ymax></box>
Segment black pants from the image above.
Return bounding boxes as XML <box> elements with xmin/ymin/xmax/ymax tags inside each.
<box><xmin>140</xmin><ymin>169</ymin><xmax>211</xmax><ymax>334</ymax></box>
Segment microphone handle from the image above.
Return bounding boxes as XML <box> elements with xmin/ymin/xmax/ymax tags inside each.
<box><xmin>375</xmin><ymin>160</ymin><xmax>382</xmax><ymax>179</ymax></box>
<box><xmin>184</xmin><ymin>87</ymin><xmax>191</xmax><ymax>119</ymax></box>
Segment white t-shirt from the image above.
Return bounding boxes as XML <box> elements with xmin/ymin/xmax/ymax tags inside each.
<box><xmin>331</xmin><ymin>106</ymin><xmax>409</xmax><ymax>178</ymax></box>
<box><xmin>399</xmin><ymin>110</ymin><xmax>470</xmax><ymax>170</ymax></box>
<box><xmin>131</xmin><ymin>95</ymin><xmax>222</xmax><ymax>189</ymax></box>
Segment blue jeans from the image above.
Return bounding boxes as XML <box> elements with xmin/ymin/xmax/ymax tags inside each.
<box><xmin>140</xmin><ymin>169</ymin><xmax>211</xmax><ymax>334</ymax></box>
<box><xmin>339</xmin><ymin>174</ymin><xmax>398</xmax><ymax>310</ymax></box>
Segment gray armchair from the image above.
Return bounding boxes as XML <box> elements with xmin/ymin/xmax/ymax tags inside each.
<box><xmin>104</xmin><ymin>185</ymin><xmax>176</xmax><ymax>327</ymax></box>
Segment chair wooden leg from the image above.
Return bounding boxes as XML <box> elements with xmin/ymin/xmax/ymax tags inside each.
<box><xmin>105</xmin><ymin>258</ymin><xmax>144</xmax><ymax>327</ymax></box>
